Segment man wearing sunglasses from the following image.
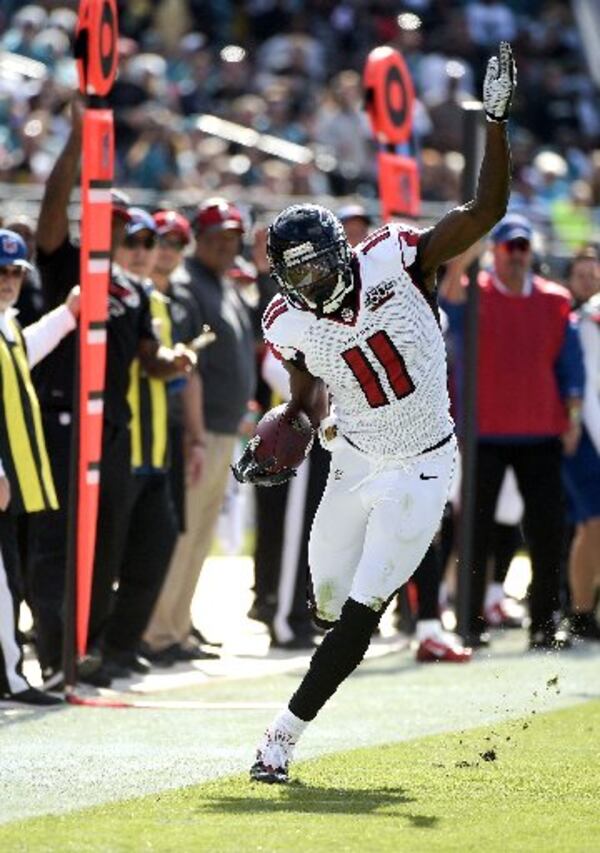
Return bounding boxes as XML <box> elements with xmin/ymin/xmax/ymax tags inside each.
<box><xmin>110</xmin><ymin>207</ymin><xmax>216</xmax><ymax>670</ymax></box>
<box><xmin>149</xmin><ymin>209</ymin><xmax>211</xmax><ymax>573</ymax></box>
<box><xmin>143</xmin><ymin>197</ymin><xmax>256</xmax><ymax>661</ymax></box>
<box><xmin>466</xmin><ymin>212</ymin><xmax>585</xmax><ymax>651</ymax></box>
<box><xmin>26</xmin><ymin>101</ymin><xmax>195</xmax><ymax>691</ymax></box>
<box><xmin>119</xmin><ymin>209</ymin><xmax>159</xmax><ymax>277</ymax></box>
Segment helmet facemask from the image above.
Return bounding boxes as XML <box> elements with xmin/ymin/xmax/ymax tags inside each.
<box><xmin>271</xmin><ymin>238</ymin><xmax>353</xmax><ymax>317</ymax></box>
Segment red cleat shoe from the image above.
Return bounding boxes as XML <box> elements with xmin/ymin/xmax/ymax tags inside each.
<box><xmin>484</xmin><ymin>597</ymin><xmax>525</xmax><ymax>629</ymax></box>
<box><xmin>416</xmin><ymin>634</ymin><xmax>473</xmax><ymax>663</ymax></box>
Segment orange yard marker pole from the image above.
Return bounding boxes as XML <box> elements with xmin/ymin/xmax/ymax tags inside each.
<box><xmin>363</xmin><ymin>46</ymin><xmax>420</xmax><ymax>220</ymax></box>
<box><xmin>63</xmin><ymin>0</ymin><xmax>118</xmax><ymax>688</ymax></box>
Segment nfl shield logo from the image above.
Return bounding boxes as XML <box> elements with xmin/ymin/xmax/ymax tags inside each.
<box><xmin>2</xmin><ymin>235</ymin><xmax>18</xmax><ymax>256</ymax></box>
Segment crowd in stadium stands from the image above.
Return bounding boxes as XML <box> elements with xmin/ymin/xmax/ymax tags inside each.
<box><xmin>0</xmin><ymin>3</ymin><xmax>600</xmax><ymax>704</ymax></box>
<box><xmin>1</xmin><ymin>1</ymin><xmax>600</xmax><ymax>251</ymax></box>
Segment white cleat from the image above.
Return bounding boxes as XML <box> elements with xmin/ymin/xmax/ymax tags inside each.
<box><xmin>250</xmin><ymin>726</ymin><xmax>297</xmax><ymax>784</ymax></box>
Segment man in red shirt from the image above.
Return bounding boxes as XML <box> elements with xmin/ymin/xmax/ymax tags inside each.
<box><xmin>469</xmin><ymin>213</ymin><xmax>584</xmax><ymax>650</ymax></box>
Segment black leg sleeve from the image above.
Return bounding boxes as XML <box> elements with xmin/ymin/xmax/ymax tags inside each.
<box><xmin>289</xmin><ymin>598</ymin><xmax>382</xmax><ymax>722</ymax></box>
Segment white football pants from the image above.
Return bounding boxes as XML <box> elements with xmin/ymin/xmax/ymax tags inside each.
<box><xmin>309</xmin><ymin>436</ymin><xmax>456</xmax><ymax>622</ymax></box>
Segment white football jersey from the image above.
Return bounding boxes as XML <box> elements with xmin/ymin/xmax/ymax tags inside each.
<box><xmin>263</xmin><ymin>223</ymin><xmax>454</xmax><ymax>459</ymax></box>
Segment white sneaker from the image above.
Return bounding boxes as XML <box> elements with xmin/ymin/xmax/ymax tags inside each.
<box><xmin>250</xmin><ymin>726</ymin><xmax>297</xmax><ymax>784</ymax></box>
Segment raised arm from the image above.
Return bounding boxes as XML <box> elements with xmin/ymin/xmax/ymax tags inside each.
<box><xmin>37</xmin><ymin>100</ymin><xmax>84</xmax><ymax>254</ymax></box>
<box><xmin>418</xmin><ymin>43</ymin><xmax>516</xmax><ymax>289</ymax></box>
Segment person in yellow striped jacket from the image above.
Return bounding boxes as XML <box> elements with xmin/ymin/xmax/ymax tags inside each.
<box><xmin>99</xmin><ymin>209</ymin><xmax>202</xmax><ymax>677</ymax></box>
<box><xmin>0</xmin><ymin>230</ymin><xmax>79</xmax><ymax>705</ymax></box>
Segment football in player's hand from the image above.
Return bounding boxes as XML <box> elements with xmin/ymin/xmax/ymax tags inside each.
<box><xmin>254</xmin><ymin>404</ymin><xmax>314</xmax><ymax>473</ymax></box>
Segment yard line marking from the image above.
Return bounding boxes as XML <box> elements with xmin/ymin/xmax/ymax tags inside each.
<box><xmin>65</xmin><ymin>694</ymin><xmax>283</xmax><ymax>710</ymax></box>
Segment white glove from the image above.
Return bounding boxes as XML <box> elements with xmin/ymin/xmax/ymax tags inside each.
<box><xmin>482</xmin><ymin>42</ymin><xmax>516</xmax><ymax>122</ymax></box>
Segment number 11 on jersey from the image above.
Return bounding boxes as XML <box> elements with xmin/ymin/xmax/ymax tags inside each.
<box><xmin>342</xmin><ymin>330</ymin><xmax>414</xmax><ymax>408</ymax></box>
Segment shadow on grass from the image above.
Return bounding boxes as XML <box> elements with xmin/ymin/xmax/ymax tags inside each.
<box><xmin>0</xmin><ymin>703</ymin><xmax>66</xmax><ymax>729</ymax></box>
<box><xmin>197</xmin><ymin>783</ymin><xmax>438</xmax><ymax>827</ymax></box>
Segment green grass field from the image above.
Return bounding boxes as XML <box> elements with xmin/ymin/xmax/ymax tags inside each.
<box><xmin>2</xmin><ymin>701</ymin><xmax>598</xmax><ymax>853</ymax></box>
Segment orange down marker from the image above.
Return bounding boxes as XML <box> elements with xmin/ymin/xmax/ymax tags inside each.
<box><xmin>74</xmin><ymin>0</ymin><xmax>117</xmax><ymax>657</ymax></box>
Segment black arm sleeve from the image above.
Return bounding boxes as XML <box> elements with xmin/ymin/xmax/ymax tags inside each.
<box><xmin>36</xmin><ymin>238</ymin><xmax>80</xmax><ymax>310</ymax></box>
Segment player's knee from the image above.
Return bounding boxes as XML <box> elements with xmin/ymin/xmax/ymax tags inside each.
<box><xmin>310</xmin><ymin>607</ymin><xmax>338</xmax><ymax>631</ymax></box>
<box><xmin>312</xmin><ymin>579</ymin><xmax>344</xmax><ymax>626</ymax></box>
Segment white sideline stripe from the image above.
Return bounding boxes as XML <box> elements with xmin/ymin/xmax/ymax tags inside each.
<box><xmin>0</xmin><ymin>548</ymin><xmax>28</xmax><ymax>694</ymax></box>
<box><xmin>124</xmin><ymin>637</ymin><xmax>410</xmax><ymax>696</ymax></box>
<box><xmin>87</xmin><ymin>330</ymin><xmax>106</xmax><ymax>344</ymax></box>
<box><xmin>87</xmin><ymin>259</ymin><xmax>110</xmax><ymax>274</ymax></box>
<box><xmin>71</xmin><ymin>698</ymin><xmax>284</xmax><ymax>711</ymax></box>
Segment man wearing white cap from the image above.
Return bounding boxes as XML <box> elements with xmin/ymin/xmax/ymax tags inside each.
<box><xmin>0</xmin><ymin>230</ymin><xmax>78</xmax><ymax>705</ymax></box>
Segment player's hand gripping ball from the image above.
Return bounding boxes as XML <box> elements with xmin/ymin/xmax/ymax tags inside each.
<box><xmin>483</xmin><ymin>42</ymin><xmax>516</xmax><ymax>122</ymax></box>
<box><xmin>232</xmin><ymin>404</ymin><xmax>315</xmax><ymax>487</ymax></box>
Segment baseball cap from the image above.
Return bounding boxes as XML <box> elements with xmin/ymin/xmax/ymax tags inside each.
<box><xmin>0</xmin><ymin>229</ymin><xmax>33</xmax><ymax>270</ymax></box>
<box><xmin>153</xmin><ymin>210</ymin><xmax>192</xmax><ymax>244</ymax></box>
<box><xmin>193</xmin><ymin>198</ymin><xmax>244</xmax><ymax>235</ymax></box>
<box><xmin>491</xmin><ymin>213</ymin><xmax>532</xmax><ymax>245</ymax></box>
<box><xmin>336</xmin><ymin>203</ymin><xmax>372</xmax><ymax>224</ymax></box>
<box><xmin>125</xmin><ymin>207</ymin><xmax>158</xmax><ymax>236</ymax></box>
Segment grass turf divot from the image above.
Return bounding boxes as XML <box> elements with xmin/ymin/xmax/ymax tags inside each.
<box><xmin>2</xmin><ymin>702</ymin><xmax>598</xmax><ymax>853</ymax></box>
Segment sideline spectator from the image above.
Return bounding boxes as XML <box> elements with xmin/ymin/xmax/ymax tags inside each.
<box><xmin>562</xmin><ymin>248</ymin><xmax>600</xmax><ymax>640</ymax></box>
<box><xmin>95</xmin><ymin>209</ymin><xmax>182</xmax><ymax>677</ymax></box>
<box><xmin>448</xmin><ymin>213</ymin><xmax>585</xmax><ymax>650</ymax></box>
<box><xmin>4</xmin><ymin>214</ymin><xmax>44</xmax><ymax>327</ymax></box>
<box><xmin>336</xmin><ymin>204</ymin><xmax>372</xmax><ymax>249</ymax></box>
<box><xmin>253</xmin><ymin>346</ymin><xmax>324</xmax><ymax>650</ymax></box>
<box><xmin>0</xmin><ymin>228</ymin><xmax>77</xmax><ymax>705</ymax></box>
<box><xmin>140</xmin><ymin>207</ymin><xmax>220</xmax><ymax>665</ymax></box>
<box><xmin>143</xmin><ymin>197</ymin><xmax>256</xmax><ymax>656</ymax></box>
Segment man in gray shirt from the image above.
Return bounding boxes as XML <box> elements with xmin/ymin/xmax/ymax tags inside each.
<box><xmin>144</xmin><ymin>198</ymin><xmax>256</xmax><ymax>658</ymax></box>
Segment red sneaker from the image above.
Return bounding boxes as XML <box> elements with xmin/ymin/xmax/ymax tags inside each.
<box><xmin>416</xmin><ymin>635</ymin><xmax>472</xmax><ymax>663</ymax></box>
<box><xmin>484</xmin><ymin>597</ymin><xmax>525</xmax><ymax>629</ymax></box>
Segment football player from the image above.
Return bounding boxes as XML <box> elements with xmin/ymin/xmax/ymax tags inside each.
<box><xmin>233</xmin><ymin>43</ymin><xmax>516</xmax><ymax>784</ymax></box>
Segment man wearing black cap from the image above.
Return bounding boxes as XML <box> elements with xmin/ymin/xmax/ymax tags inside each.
<box><xmin>144</xmin><ymin>197</ymin><xmax>256</xmax><ymax>658</ymax></box>
<box><xmin>27</xmin><ymin>103</ymin><xmax>195</xmax><ymax>689</ymax></box>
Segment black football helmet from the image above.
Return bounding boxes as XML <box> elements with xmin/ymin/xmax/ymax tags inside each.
<box><xmin>267</xmin><ymin>204</ymin><xmax>353</xmax><ymax>316</ymax></box>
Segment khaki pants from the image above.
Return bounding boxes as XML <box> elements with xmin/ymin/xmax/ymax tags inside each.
<box><xmin>143</xmin><ymin>431</ymin><xmax>237</xmax><ymax>650</ymax></box>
